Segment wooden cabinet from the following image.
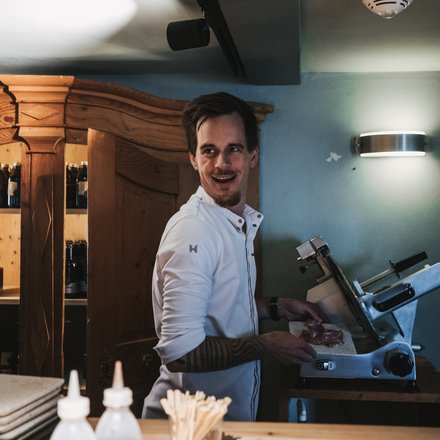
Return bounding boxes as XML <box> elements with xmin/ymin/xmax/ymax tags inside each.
<box><xmin>0</xmin><ymin>76</ymin><xmax>273</xmax><ymax>416</ymax></box>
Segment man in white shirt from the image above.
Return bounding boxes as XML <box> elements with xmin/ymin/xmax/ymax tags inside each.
<box><xmin>142</xmin><ymin>92</ymin><xmax>329</xmax><ymax>421</ymax></box>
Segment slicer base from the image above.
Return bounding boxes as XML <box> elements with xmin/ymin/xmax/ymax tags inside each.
<box><xmin>404</xmin><ymin>380</ymin><xmax>421</xmax><ymax>393</ymax></box>
<box><xmin>295</xmin><ymin>376</ymin><xmax>310</xmax><ymax>390</ymax></box>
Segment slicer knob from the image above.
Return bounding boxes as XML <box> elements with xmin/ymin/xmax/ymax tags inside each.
<box><xmin>386</xmin><ymin>350</ymin><xmax>414</xmax><ymax>377</ymax></box>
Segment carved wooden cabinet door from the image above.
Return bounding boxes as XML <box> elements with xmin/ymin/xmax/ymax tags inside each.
<box><xmin>86</xmin><ymin>129</ymin><xmax>199</xmax><ymax>416</ymax></box>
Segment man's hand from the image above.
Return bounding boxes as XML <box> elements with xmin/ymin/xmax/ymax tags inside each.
<box><xmin>260</xmin><ymin>331</ymin><xmax>317</xmax><ymax>365</ymax></box>
<box><xmin>278</xmin><ymin>298</ymin><xmax>331</xmax><ymax>323</ymax></box>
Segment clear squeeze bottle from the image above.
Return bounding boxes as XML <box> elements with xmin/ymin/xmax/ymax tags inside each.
<box><xmin>50</xmin><ymin>369</ymin><xmax>97</xmax><ymax>440</ymax></box>
<box><xmin>95</xmin><ymin>361</ymin><xmax>142</xmax><ymax>440</ymax></box>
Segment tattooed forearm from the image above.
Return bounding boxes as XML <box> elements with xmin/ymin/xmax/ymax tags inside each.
<box><xmin>166</xmin><ymin>336</ymin><xmax>267</xmax><ymax>373</ymax></box>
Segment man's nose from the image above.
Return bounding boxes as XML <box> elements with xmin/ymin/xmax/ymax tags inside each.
<box><xmin>215</xmin><ymin>151</ymin><xmax>230</xmax><ymax>168</ymax></box>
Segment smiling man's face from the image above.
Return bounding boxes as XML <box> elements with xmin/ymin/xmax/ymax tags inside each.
<box><xmin>189</xmin><ymin>112</ymin><xmax>259</xmax><ymax>216</ymax></box>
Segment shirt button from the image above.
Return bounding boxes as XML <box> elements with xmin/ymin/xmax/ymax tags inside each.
<box><xmin>257</xmin><ymin>214</ymin><xmax>261</xmax><ymax>218</ymax></box>
<box><xmin>238</xmin><ymin>219</ymin><xmax>242</xmax><ymax>223</ymax></box>
<box><xmin>253</xmin><ymin>224</ymin><xmax>257</xmax><ymax>227</ymax></box>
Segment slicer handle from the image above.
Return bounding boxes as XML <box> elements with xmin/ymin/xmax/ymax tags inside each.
<box><xmin>391</xmin><ymin>250</ymin><xmax>428</xmax><ymax>276</ymax></box>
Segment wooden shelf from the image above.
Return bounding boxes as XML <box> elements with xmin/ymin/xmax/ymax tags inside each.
<box><xmin>65</xmin><ymin>298</ymin><xmax>87</xmax><ymax>306</ymax></box>
<box><xmin>0</xmin><ymin>208</ymin><xmax>20</xmax><ymax>214</ymax></box>
<box><xmin>0</xmin><ymin>208</ymin><xmax>86</xmax><ymax>214</ymax></box>
<box><xmin>0</xmin><ymin>286</ymin><xmax>87</xmax><ymax>306</ymax></box>
<box><xmin>66</xmin><ymin>209</ymin><xmax>87</xmax><ymax>215</ymax></box>
<box><xmin>0</xmin><ymin>284</ymin><xmax>20</xmax><ymax>304</ymax></box>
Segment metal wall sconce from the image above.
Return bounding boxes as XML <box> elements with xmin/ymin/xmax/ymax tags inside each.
<box><xmin>355</xmin><ymin>131</ymin><xmax>430</xmax><ymax>157</ymax></box>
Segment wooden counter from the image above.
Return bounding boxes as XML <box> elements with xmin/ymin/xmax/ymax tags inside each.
<box><xmin>87</xmin><ymin>418</ymin><xmax>440</xmax><ymax>440</ymax></box>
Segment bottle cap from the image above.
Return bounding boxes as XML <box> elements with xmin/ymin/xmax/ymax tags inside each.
<box><xmin>58</xmin><ymin>370</ymin><xmax>90</xmax><ymax>419</ymax></box>
<box><xmin>102</xmin><ymin>361</ymin><xmax>133</xmax><ymax>408</ymax></box>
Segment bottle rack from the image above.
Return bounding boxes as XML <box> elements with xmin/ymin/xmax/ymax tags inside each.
<box><xmin>0</xmin><ymin>143</ymin><xmax>88</xmax><ymax>305</ymax></box>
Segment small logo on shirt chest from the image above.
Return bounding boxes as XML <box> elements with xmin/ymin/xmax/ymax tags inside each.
<box><xmin>189</xmin><ymin>244</ymin><xmax>198</xmax><ymax>253</ymax></box>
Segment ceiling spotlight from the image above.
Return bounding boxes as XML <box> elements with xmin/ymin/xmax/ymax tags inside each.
<box><xmin>167</xmin><ymin>6</ymin><xmax>211</xmax><ymax>51</ymax></box>
<box><xmin>362</xmin><ymin>0</ymin><xmax>414</xmax><ymax>19</ymax></box>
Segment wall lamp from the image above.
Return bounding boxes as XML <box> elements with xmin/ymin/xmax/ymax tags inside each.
<box><xmin>167</xmin><ymin>6</ymin><xmax>211</xmax><ymax>51</ymax></box>
<box><xmin>355</xmin><ymin>131</ymin><xmax>430</xmax><ymax>157</ymax></box>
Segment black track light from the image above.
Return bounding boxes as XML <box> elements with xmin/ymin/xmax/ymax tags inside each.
<box><xmin>167</xmin><ymin>7</ymin><xmax>211</xmax><ymax>51</ymax></box>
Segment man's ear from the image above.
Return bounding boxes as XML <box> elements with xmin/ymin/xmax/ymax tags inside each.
<box><xmin>189</xmin><ymin>151</ymin><xmax>198</xmax><ymax>171</ymax></box>
<box><xmin>250</xmin><ymin>147</ymin><xmax>259</xmax><ymax>168</ymax></box>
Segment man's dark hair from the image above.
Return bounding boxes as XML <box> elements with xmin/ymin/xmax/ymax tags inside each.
<box><xmin>182</xmin><ymin>92</ymin><xmax>259</xmax><ymax>156</ymax></box>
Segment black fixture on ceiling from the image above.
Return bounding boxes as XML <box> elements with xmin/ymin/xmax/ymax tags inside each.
<box><xmin>167</xmin><ymin>5</ymin><xmax>211</xmax><ymax>51</ymax></box>
<box><xmin>166</xmin><ymin>0</ymin><xmax>245</xmax><ymax>79</ymax></box>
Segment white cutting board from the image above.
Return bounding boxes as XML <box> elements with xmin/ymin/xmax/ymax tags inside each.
<box><xmin>0</xmin><ymin>408</ymin><xmax>58</xmax><ymax>440</ymax></box>
<box><xmin>0</xmin><ymin>395</ymin><xmax>61</xmax><ymax>434</ymax></box>
<box><xmin>0</xmin><ymin>388</ymin><xmax>60</xmax><ymax>427</ymax></box>
<box><xmin>289</xmin><ymin>321</ymin><xmax>357</xmax><ymax>356</ymax></box>
<box><xmin>0</xmin><ymin>375</ymin><xmax>64</xmax><ymax>419</ymax></box>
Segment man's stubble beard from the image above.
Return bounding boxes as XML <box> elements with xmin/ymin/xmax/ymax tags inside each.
<box><xmin>214</xmin><ymin>191</ymin><xmax>241</xmax><ymax>209</ymax></box>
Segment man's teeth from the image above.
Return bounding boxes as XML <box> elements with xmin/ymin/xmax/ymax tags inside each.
<box><xmin>214</xmin><ymin>175</ymin><xmax>235</xmax><ymax>183</ymax></box>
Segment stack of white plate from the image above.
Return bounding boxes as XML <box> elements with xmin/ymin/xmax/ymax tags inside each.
<box><xmin>0</xmin><ymin>374</ymin><xmax>64</xmax><ymax>440</ymax></box>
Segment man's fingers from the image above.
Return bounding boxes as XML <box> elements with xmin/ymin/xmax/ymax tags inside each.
<box><xmin>304</xmin><ymin>343</ymin><xmax>317</xmax><ymax>358</ymax></box>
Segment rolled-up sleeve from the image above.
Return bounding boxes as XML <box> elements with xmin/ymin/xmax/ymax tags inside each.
<box><xmin>153</xmin><ymin>216</ymin><xmax>219</xmax><ymax>364</ymax></box>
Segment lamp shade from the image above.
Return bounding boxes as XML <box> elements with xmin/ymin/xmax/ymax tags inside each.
<box><xmin>355</xmin><ymin>131</ymin><xmax>429</xmax><ymax>157</ymax></box>
<box><xmin>362</xmin><ymin>0</ymin><xmax>413</xmax><ymax>19</ymax></box>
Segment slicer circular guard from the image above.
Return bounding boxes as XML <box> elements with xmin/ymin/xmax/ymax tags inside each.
<box><xmin>323</xmin><ymin>252</ymin><xmax>380</xmax><ymax>341</ymax></box>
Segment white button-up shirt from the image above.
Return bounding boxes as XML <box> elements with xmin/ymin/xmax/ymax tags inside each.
<box><xmin>142</xmin><ymin>187</ymin><xmax>263</xmax><ymax>421</ymax></box>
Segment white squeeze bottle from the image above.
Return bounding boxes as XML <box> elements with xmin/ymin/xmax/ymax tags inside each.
<box><xmin>95</xmin><ymin>361</ymin><xmax>142</xmax><ymax>440</ymax></box>
<box><xmin>51</xmin><ymin>370</ymin><xmax>97</xmax><ymax>440</ymax></box>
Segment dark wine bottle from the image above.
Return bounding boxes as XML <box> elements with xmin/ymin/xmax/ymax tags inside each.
<box><xmin>66</xmin><ymin>163</ymin><xmax>78</xmax><ymax>209</ymax></box>
<box><xmin>77</xmin><ymin>240</ymin><xmax>88</xmax><ymax>299</ymax></box>
<box><xmin>7</xmin><ymin>162</ymin><xmax>21</xmax><ymax>208</ymax></box>
<box><xmin>0</xmin><ymin>164</ymin><xmax>9</xmax><ymax>208</ymax></box>
<box><xmin>65</xmin><ymin>241</ymin><xmax>79</xmax><ymax>298</ymax></box>
<box><xmin>76</xmin><ymin>161</ymin><xmax>88</xmax><ymax>209</ymax></box>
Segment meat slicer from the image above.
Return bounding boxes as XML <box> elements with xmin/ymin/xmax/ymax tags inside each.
<box><xmin>295</xmin><ymin>237</ymin><xmax>440</xmax><ymax>391</ymax></box>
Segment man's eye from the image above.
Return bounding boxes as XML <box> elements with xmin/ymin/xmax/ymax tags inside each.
<box><xmin>203</xmin><ymin>148</ymin><xmax>215</xmax><ymax>154</ymax></box>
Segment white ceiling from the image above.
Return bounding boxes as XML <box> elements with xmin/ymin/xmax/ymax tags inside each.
<box><xmin>301</xmin><ymin>0</ymin><xmax>440</xmax><ymax>73</ymax></box>
<box><xmin>1</xmin><ymin>0</ymin><xmax>439</xmax><ymax>85</ymax></box>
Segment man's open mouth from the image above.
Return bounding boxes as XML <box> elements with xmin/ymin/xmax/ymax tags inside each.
<box><xmin>213</xmin><ymin>175</ymin><xmax>236</xmax><ymax>184</ymax></box>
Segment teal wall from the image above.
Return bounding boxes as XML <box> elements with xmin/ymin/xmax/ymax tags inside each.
<box><xmin>83</xmin><ymin>71</ymin><xmax>440</xmax><ymax>421</ymax></box>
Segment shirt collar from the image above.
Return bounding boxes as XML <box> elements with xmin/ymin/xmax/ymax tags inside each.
<box><xmin>195</xmin><ymin>186</ymin><xmax>263</xmax><ymax>233</ymax></box>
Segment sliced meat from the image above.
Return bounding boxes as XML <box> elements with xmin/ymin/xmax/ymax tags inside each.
<box><xmin>299</xmin><ymin>319</ymin><xmax>344</xmax><ymax>348</ymax></box>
